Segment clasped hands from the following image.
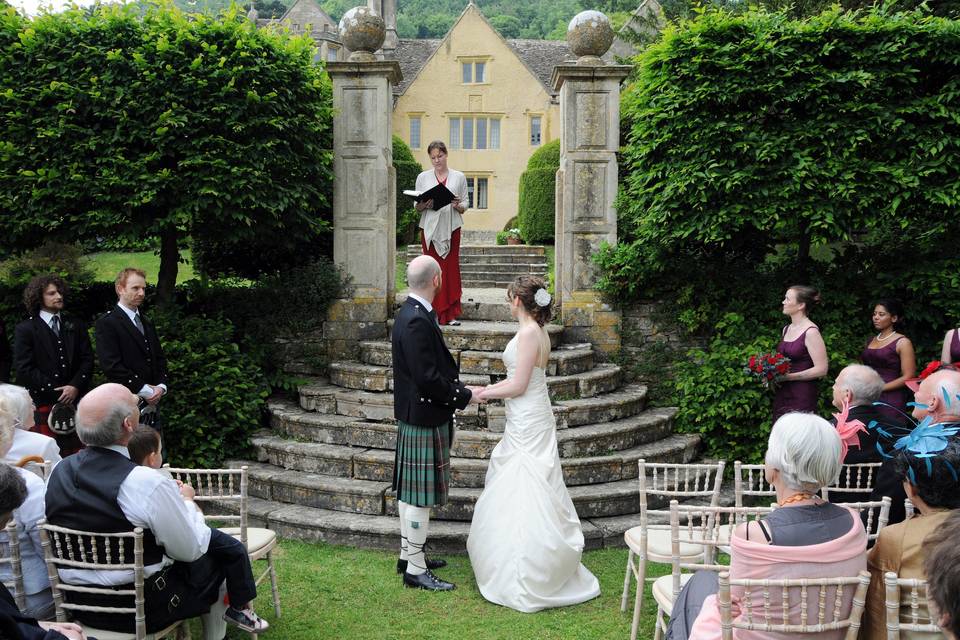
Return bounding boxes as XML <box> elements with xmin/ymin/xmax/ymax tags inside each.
<box><xmin>466</xmin><ymin>385</ymin><xmax>491</xmax><ymax>404</ymax></box>
<box><xmin>416</xmin><ymin>197</ymin><xmax>465</xmax><ymax>213</ymax></box>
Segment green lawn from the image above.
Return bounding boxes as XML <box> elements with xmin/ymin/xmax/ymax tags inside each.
<box><xmin>192</xmin><ymin>541</ymin><xmax>666</xmax><ymax>639</ymax></box>
<box><xmin>83</xmin><ymin>250</ymin><xmax>196</xmax><ymax>283</ymax></box>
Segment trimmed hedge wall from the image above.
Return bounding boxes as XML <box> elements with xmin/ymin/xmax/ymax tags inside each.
<box><xmin>517</xmin><ymin>139</ymin><xmax>560</xmax><ymax>244</ymax></box>
<box><xmin>394</xmin><ymin>135</ymin><xmax>423</xmax><ymax>245</ymax></box>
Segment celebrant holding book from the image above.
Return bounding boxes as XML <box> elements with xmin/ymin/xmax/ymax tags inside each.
<box><xmin>413</xmin><ymin>141</ymin><xmax>468</xmax><ymax>326</ymax></box>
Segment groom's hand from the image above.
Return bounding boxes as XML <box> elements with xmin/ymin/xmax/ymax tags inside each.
<box><xmin>466</xmin><ymin>385</ymin><xmax>486</xmax><ymax>404</ymax></box>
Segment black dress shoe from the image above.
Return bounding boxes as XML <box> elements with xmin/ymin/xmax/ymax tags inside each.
<box><xmin>403</xmin><ymin>569</ymin><xmax>455</xmax><ymax>591</ymax></box>
<box><xmin>396</xmin><ymin>557</ymin><xmax>447</xmax><ymax>574</ymax></box>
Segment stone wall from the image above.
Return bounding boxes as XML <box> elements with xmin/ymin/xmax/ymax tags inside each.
<box><xmin>618</xmin><ymin>300</ymin><xmax>707</xmax><ymax>390</ymax></box>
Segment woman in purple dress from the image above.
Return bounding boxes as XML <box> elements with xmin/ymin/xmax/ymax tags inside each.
<box><xmin>942</xmin><ymin>327</ymin><xmax>960</xmax><ymax>365</ymax></box>
<box><xmin>860</xmin><ymin>299</ymin><xmax>916</xmax><ymax>418</ymax></box>
<box><xmin>772</xmin><ymin>286</ymin><xmax>828</xmax><ymax>423</ymax></box>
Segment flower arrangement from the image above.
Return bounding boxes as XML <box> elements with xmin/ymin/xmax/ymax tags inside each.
<box><xmin>744</xmin><ymin>352</ymin><xmax>791</xmax><ymax>389</ymax></box>
<box><xmin>505</xmin><ymin>227</ymin><xmax>523</xmax><ymax>245</ymax></box>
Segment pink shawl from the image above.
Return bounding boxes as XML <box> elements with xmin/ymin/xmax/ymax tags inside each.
<box><xmin>690</xmin><ymin>507</ymin><xmax>867</xmax><ymax>640</ymax></box>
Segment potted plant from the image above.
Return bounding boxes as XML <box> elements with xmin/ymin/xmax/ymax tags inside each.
<box><xmin>506</xmin><ymin>228</ymin><xmax>523</xmax><ymax>245</ymax></box>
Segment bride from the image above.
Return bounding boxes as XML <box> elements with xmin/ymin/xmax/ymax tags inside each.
<box><xmin>467</xmin><ymin>275</ymin><xmax>601</xmax><ymax>612</ymax></box>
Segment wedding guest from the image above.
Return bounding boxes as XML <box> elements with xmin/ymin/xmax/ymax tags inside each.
<box><xmin>860</xmin><ymin>298</ymin><xmax>916</xmax><ymax>419</ymax></box>
<box><xmin>1</xmin><ymin>385</ymin><xmax>61</xmax><ymax>470</ymax></box>
<box><xmin>772</xmin><ymin>286</ymin><xmax>828</xmax><ymax>423</ymax></box>
<box><xmin>861</xmin><ymin>370</ymin><xmax>960</xmax><ymax>639</ymax></box>
<box><xmin>827</xmin><ymin>365</ymin><xmax>907</xmax><ymax>524</ymax></box>
<box><xmin>414</xmin><ymin>141</ymin><xmax>468</xmax><ymax>326</ymax></box>
<box><xmin>942</xmin><ymin>326</ymin><xmax>960</xmax><ymax>365</ymax></box>
<box><xmin>668</xmin><ymin>413</ymin><xmax>866</xmax><ymax>640</ymax></box>
<box><xmin>0</xmin><ymin>390</ymin><xmax>54</xmax><ymax>621</ymax></box>
<box><xmin>0</xmin><ymin>320</ymin><xmax>11</xmax><ymax>383</ymax></box>
<box><xmin>0</xmin><ymin>463</ymin><xmax>87</xmax><ymax>639</ymax></box>
<box><xmin>923</xmin><ymin>509</ymin><xmax>960</xmax><ymax>640</ymax></box>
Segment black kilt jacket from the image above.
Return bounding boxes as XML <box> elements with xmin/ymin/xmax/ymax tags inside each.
<box><xmin>13</xmin><ymin>314</ymin><xmax>94</xmax><ymax>405</ymax></box>
<box><xmin>95</xmin><ymin>305</ymin><xmax>169</xmax><ymax>394</ymax></box>
<box><xmin>392</xmin><ymin>297</ymin><xmax>471</xmax><ymax>428</ymax></box>
<box><xmin>0</xmin><ymin>320</ymin><xmax>10</xmax><ymax>383</ymax></box>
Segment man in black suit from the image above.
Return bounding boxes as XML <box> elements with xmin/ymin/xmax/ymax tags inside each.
<box><xmin>0</xmin><ymin>319</ymin><xmax>11</xmax><ymax>383</ymax></box>
<box><xmin>391</xmin><ymin>255</ymin><xmax>482</xmax><ymax>591</ymax></box>
<box><xmin>94</xmin><ymin>268</ymin><xmax>168</xmax><ymax>429</ymax></box>
<box><xmin>828</xmin><ymin>363</ymin><xmax>907</xmax><ymax>524</ymax></box>
<box><xmin>13</xmin><ymin>274</ymin><xmax>94</xmax><ymax>454</ymax></box>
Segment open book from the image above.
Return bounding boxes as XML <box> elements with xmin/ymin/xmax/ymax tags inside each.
<box><xmin>403</xmin><ymin>182</ymin><xmax>457</xmax><ymax>211</ymax></box>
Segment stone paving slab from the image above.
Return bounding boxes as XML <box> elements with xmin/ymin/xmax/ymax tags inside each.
<box><xmin>385</xmin><ymin>319</ymin><xmax>563</xmax><ymax>351</ymax></box>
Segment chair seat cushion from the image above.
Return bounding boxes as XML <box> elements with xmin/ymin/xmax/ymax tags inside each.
<box><xmin>652</xmin><ymin>573</ymin><xmax>693</xmax><ymax>616</ymax></box>
<box><xmin>220</xmin><ymin>526</ymin><xmax>277</xmax><ymax>555</ymax></box>
<box><xmin>79</xmin><ymin>620</ymin><xmax>182</xmax><ymax>640</ymax></box>
<box><xmin>624</xmin><ymin>526</ymin><xmax>706</xmax><ymax>560</ymax></box>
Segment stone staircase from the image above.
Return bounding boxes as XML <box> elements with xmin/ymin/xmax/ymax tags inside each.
<box><xmin>229</xmin><ymin>289</ymin><xmax>701</xmax><ymax>553</ymax></box>
<box><xmin>405</xmin><ymin>244</ymin><xmax>548</xmax><ymax>288</ymax></box>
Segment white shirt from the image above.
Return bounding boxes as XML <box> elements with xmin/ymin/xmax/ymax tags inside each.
<box><xmin>38</xmin><ymin>309</ymin><xmax>60</xmax><ymax>332</ymax></box>
<box><xmin>5</xmin><ymin>429</ymin><xmax>62</xmax><ymax>467</ymax></box>
<box><xmin>407</xmin><ymin>292</ymin><xmax>433</xmax><ymax>314</ymax></box>
<box><xmin>116</xmin><ymin>302</ymin><xmax>167</xmax><ymax>399</ymax></box>
<box><xmin>0</xmin><ymin>468</ymin><xmax>49</xmax><ymax>595</ymax></box>
<box><xmin>54</xmin><ymin>445</ymin><xmax>211</xmax><ymax>586</ymax></box>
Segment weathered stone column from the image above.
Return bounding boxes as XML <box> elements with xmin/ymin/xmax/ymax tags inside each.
<box><xmin>326</xmin><ymin>8</ymin><xmax>402</xmax><ymax>360</ymax></box>
<box><xmin>552</xmin><ymin>11</ymin><xmax>631</xmax><ymax>355</ymax></box>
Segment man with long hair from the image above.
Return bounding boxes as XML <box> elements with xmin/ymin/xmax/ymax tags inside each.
<box><xmin>12</xmin><ymin>274</ymin><xmax>93</xmax><ymax>455</ymax></box>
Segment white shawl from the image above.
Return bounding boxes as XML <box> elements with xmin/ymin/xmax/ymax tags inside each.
<box><xmin>416</xmin><ymin>168</ymin><xmax>468</xmax><ymax>259</ymax></box>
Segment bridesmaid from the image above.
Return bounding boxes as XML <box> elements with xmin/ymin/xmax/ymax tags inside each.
<box><xmin>772</xmin><ymin>285</ymin><xmax>828</xmax><ymax>423</ymax></box>
<box><xmin>942</xmin><ymin>326</ymin><xmax>960</xmax><ymax>365</ymax></box>
<box><xmin>860</xmin><ymin>298</ymin><xmax>916</xmax><ymax>418</ymax></box>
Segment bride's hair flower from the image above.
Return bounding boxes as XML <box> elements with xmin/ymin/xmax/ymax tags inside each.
<box><xmin>534</xmin><ymin>288</ymin><xmax>551</xmax><ymax>307</ymax></box>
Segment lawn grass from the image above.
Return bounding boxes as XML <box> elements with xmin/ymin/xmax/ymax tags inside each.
<box><xmin>83</xmin><ymin>250</ymin><xmax>196</xmax><ymax>283</ymax></box>
<box><xmin>196</xmin><ymin>541</ymin><xmax>666</xmax><ymax>639</ymax></box>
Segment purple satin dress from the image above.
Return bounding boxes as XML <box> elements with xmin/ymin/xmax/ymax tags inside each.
<box><xmin>772</xmin><ymin>326</ymin><xmax>818</xmax><ymax>424</ymax></box>
<box><xmin>951</xmin><ymin>329</ymin><xmax>960</xmax><ymax>363</ymax></box>
<box><xmin>861</xmin><ymin>337</ymin><xmax>909</xmax><ymax>418</ymax></box>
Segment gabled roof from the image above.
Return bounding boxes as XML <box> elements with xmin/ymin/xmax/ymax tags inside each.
<box><xmin>278</xmin><ymin>0</ymin><xmax>337</xmax><ymax>31</ymax></box>
<box><xmin>392</xmin><ymin>39</ymin><xmax>442</xmax><ymax>95</ymax></box>
<box><xmin>504</xmin><ymin>39</ymin><xmax>576</xmax><ymax>96</ymax></box>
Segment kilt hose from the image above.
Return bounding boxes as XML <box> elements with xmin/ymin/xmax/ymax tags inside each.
<box><xmin>394</xmin><ymin>420</ymin><xmax>451</xmax><ymax>507</ymax></box>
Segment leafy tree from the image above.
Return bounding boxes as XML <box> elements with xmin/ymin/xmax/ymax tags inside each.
<box><xmin>489</xmin><ymin>14</ymin><xmax>523</xmax><ymax>38</ymax></box>
<box><xmin>0</xmin><ymin>2</ymin><xmax>333</xmax><ymax>302</ymax></box>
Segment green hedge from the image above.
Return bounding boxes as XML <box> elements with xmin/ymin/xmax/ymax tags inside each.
<box><xmin>393</xmin><ymin>136</ymin><xmax>423</xmax><ymax>246</ymax></box>
<box><xmin>605</xmin><ymin>7</ymin><xmax>960</xmax><ymax>461</ymax></box>
<box><xmin>517</xmin><ymin>139</ymin><xmax>560</xmax><ymax>244</ymax></box>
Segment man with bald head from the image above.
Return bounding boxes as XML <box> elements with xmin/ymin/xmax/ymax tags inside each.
<box><xmin>391</xmin><ymin>255</ymin><xmax>482</xmax><ymax>591</ymax></box>
<box><xmin>911</xmin><ymin>367</ymin><xmax>960</xmax><ymax>424</ymax></box>
<box><xmin>44</xmin><ymin>383</ymin><xmax>268</xmax><ymax>636</ymax></box>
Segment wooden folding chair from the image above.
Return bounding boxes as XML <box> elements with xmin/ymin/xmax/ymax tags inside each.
<box><xmin>0</xmin><ymin>520</ymin><xmax>26</xmax><ymax>611</ymax></box>
<box><xmin>733</xmin><ymin>462</ymin><xmax>776</xmax><ymax>507</ymax></box>
<box><xmin>621</xmin><ymin>460</ymin><xmax>726</xmax><ymax>640</ymax></box>
<box><xmin>883</xmin><ymin>572</ymin><xmax>942</xmax><ymax>639</ymax></box>
<box><xmin>840</xmin><ymin>498</ymin><xmax>891</xmax><ymax>543</ymax></box>
<box><xmin>822</xmin><ymin>462</ymin><xmax>883</xmax><ymax>502</ymax></box>
<box><xmin>718</xmin><ymin>570</ymin><xmax>872</xmax><ymax>639</ymax></box>
<box><xmin>651</xmin><ymin>500</ymin><xmax>773</xmax><ymax>640</ymax></box>
<box><xmin>164</xmin><ymin>466</ymin><xmax>280</xmax><ymax>626</ymax></box>
<box><xmin>39</xmin><ymin>520</ymin><xmax>186</xmax><ymax>640</ymax></box>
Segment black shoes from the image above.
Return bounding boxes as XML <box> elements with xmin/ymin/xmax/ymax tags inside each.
<box><xmin>396</xmin><ymin>557</ymin><xmax>447</xmax><ymax>574</ymax></box>
<box><xmin>402</xmin><ymin>569</ymin><xmax>455</xmax><ymax>591</ymax></box>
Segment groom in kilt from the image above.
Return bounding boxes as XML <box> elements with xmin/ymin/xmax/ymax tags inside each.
<box><xmin>392</xmin><ymin>255</ymin><xmax>482</xmax><ymax>591</ymax></box>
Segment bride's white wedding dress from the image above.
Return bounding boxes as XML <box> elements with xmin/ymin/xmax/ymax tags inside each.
<box><xmin>467</xmin><ymin>334</ymin><xmax>601</xmax><ymax>612</ymax></box>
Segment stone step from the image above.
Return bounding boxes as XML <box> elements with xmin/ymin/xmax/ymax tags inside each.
<box><xmin>458</xmin><ymin>346</ymin><xmax>594</xmax><ymax>376</ymax></box>
<box><xmin>460</xmin><ymin>279</ymin><xmax>534</xmax><ymax>288</ymax></box>
<box><xmin>252</xmin><ymin>425</ymin><xmax>693</xmax><ymax>487</ymax></box>
<box><xmin>385</xmin><ymin>319</ymin><xmax>563</xmax><ymax>351</ymax></box>
<box><xmin>406</xmin><ymin>244</ymin><xmax>546</xmax><ymax>257</ymax></box>
<box><xmin>459</xmin><ymin>254</ymin><xmax>551</xmax><ymax>265</ymax></box>
<box><xmin>458</xmin><ymin>263</ymin><xmax>548</xmax><ymax>274</ymax></box>
<box><xmin>328</xmin><ymin>361</ymin><xmax>490</xmax><ymax>393</ymax></box>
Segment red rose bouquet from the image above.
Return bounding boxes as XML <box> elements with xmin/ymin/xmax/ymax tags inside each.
<box><xmin>744</xmin><ymin>352</ymin><xmax>791</xmax><ymax>389</ymax></box>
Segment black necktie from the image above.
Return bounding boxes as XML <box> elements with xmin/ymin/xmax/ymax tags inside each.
<box><xmin>50</xmin><ymin>315</ymin><xmax>60</xmax><ymax>337</ymax></box>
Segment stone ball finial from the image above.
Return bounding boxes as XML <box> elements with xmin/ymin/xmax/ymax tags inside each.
<box><xmin>567</xmin><ymin>10</ymin><xmax>614</xmax><ymax>64</ymax></box>
<box><xmin>339</xmin><ymin>6</ymin><xmax>386</xmax><ymax>62</ymax></box>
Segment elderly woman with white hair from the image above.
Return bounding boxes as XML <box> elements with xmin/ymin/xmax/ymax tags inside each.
<box><xmin>0</xmin><ymin>384</ymin><xmax>61</xmax><ymax>468</ymax></box>
<box><xmin>666</xmin><ymin>413</ymin><xmax>868</xmax><ymax>640</ymax></box>
<box><xmin>0</xmin><ymin>390</ymin><xmax>55</xmax><ymax>620</ymax></box>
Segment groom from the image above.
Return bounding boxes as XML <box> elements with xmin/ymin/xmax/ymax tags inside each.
<box><xmin>392</xmin><ymin>255</ymin><xmax>481</xmax><ymax>591</ymax></box>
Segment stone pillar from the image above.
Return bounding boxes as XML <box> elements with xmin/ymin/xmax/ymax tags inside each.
<box><xmin>326</xmin><ymin>9</ymin><xmax>402</xmax><ymax>360</ymax></box>
<box><xmin>551</xmin><ymin>11</ymin><xmax>631</xmax><ymax>356</ymax></box>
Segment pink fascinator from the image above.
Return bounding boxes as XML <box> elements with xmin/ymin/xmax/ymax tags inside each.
<box><xmin>833</xmin><ymin>399</ymin><xmax>867</xmax><ymax>461</ymax></box>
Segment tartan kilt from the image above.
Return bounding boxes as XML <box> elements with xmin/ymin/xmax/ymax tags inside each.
<box><xmin>392</xmin><ymin>420</ymin><xmax>451</xmax><ymax>507</ymax></box>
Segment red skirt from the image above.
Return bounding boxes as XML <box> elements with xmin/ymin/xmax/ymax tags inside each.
<box><xmin>421</xmin><ymin>228</ymin><xmax>462</xmax><ymax>325</ymax></box>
